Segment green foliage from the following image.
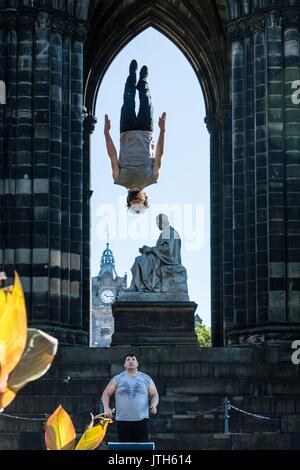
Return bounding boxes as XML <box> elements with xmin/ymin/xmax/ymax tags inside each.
<box><xmin>195</xmin><ymin>322</ymin><xmax>211</xmax><ymax>347</ymax></box>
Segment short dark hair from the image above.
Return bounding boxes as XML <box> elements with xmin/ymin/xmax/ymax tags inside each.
<box><xmin>123</xmin><ymin>353</ymin><xmax>138</xmax><ymax>362</ymax></box>
<box><xmin>126</xmin><ymin>190</ymin><xmax>149</xmax><ymax>209</ymax></box>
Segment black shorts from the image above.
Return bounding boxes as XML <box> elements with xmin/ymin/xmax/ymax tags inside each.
<box><xmin>116</xmin><ymin>418</ymin><xmax>149</xmax><ymax>442</ymax></box>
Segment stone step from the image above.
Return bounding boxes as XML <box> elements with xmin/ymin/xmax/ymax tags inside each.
<box><xmin>82</xmin><ymin>430</ymin><xmax>297</xmax><ymax>451</ymax></box>
<box><xmin>152</xmin><ymin>431</ymin><xmax>293</xmax><ymax>450</ymax></box>
<box><xmin>20</xmin><ymin>377</ymin><xmax>108</xmax><ymax>396</ymax></box>
<box><xmin>46</xmin><ymin>363</ymin><xmax>111</xmax><ymax>379</ymax></box>
<box><xmin>0</xmin><ymin>415</ymin><xmax>47</xmax><ymax>433</ymax></box>
<box><xmin>47</xmin><ymin>359</ymin><xmax>299</xmax><ymax>380</ymax></box>
<box><xmin>55</xmin><ymin>346</ymin><xmax>257</xmax><ymax>364</ymax></box>
<box><xmin>163</xmin><ymin>392</ymin><xmax>300</xmax><ymax>415</ymax></box>
<box><xmin>0</xmin><ymin>433</ymin><xmax>20</xmax><ymax>450</ymax></box>
<box><xmin>21</xmin><ymin>375</ymin><xmax>300</xmax><ymax>397</ymax></box>
<box><xmin>55</xmin><ymin>345</ymin><xmax>293</xmax><ymax>366</ymax></box>
<box><xmin>5</xmin><ymin>392</ymin><xmax>300</xmax><ymax>420</ymax></box>
<box><xmin>5</xmin><ymin>395</ymin><xmax>98</xmax><ymax>414</ymax></box>
<box><xmin>0</xmin><ymin>429</ymin><xmax>295</xmax><ymax>451</ymax></box>
<box><xmin>163</xmin><ymin>377</ymin><xmax>299</xmax><ymax>395</ymax></box>
<box><xmin>150</xmin><ymin>415</ymin><xmax>280</xmax><ymax>433</ymax></box>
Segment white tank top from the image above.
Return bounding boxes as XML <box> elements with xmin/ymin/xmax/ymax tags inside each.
<box><xmin>114</xmin><ymin>130</ymin><xmax>157</xmax><ymax>189</ymax></box>
<box><xmin>113</xmin><ymin>371</ymin><xmax>152</xmax><ymax>421</ymax></box>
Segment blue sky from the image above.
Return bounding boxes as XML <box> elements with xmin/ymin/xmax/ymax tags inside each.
<box><xmin>91</xmin><ymin>28</ymin><xmax>211</xmax><ymax>327</ymax></box>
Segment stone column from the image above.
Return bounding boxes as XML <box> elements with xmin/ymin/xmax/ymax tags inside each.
<box><xmin>16</xmin><ymin>15</ymin><xmax>35</xmax><ymax>314</ymax></box>
<box><xmin>0</xmin><ymin>26</ymin><xmax>4</xmax><ymax>267</ymax></box>
<box><xmin>1</xmin><ymin>13</ymin><xmax>18</xmax><ymax>284</ymax></box>
<box><xmin>284</xmin><ymin>19</ymin><xmax>300</xmax><ymax>327</ymax></box>
<box><xmin>232</xmin><ymin>35</ymin><xmax>247</xmax><ymax>329</ymax></box>
<box><xmin>205</xmin><ymin>112</ymin><xmax>223</xmax><ymax>346</ymax></box>
<box><xmin>205</xmin><ymin>105</ymin><xmax>232</xmax><ymax>347</ymax></box>
<box><xmin>82</xmin><ymin>111</ymin><xmax>96</xmax><ymax>336</ymax></box>
<box><xmin>227</xmin><ymin>5</ymin><xmax>300</xmax><ymax>343</ymax></box>
<box><xmin>60</xmin><ymin>18</ymin><xmax>72</xmax><ymax>329</ymax></box>
<box><xmin>218</xmin><ymin>105</ymin><xmax>233</xmax><ymax>343</ymax></box>
<box><xmin>0</xmin><ymin>1</ymin><xmax>90</xmax><ymax>344</ymax></box>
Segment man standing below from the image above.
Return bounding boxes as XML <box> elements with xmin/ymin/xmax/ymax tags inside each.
<box><xmin>102</xmin><ymin>353</ymin><xmax>159</xmax><ymax>442</ymax></box>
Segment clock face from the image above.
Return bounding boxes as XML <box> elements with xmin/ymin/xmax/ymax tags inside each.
<box><xmin>100</xmin><ymin>289</ymin><xmax>115</xmax><ymax>304</ymax></box>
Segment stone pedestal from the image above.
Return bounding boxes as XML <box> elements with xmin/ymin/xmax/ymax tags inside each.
<box><xmin>111</xmin><ymin>301</ymin><xmax>198</xmax><ymax>347</ymax></box>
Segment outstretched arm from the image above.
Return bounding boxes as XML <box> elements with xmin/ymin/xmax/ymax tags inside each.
<box><xmin>153</xmin><ymin>112</ymin><xmax>166</xmax><ymax>178</ymax></box>
<box><xmin>104</xmin><ymin>114</ymin><xmax>120</xmax><ymax>180</ymax></box>
<box><xmin>101</xmin><ymin>378</ymin><xmax>116</xmax><ymax>419</ymax></box>
<box><xmin>149</xmin><ymin>380</ymin><xmax>159</xmax><ymax>414</ymax></box>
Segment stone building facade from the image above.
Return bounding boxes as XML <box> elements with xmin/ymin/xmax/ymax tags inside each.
<box><xmin>91</xmin><ymin>243</ymin><xmax>127</xmax><ymax>347</ymax></box>
<box><xmin>0</xmin><ymin>1</ymin><xmax>300</xmax><ymax>346</ymax></box>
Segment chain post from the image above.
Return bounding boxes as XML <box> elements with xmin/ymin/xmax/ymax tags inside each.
<box><xmin>224</xmin><ymin>397</ymin><xmax>230</xmax><ymax>433</ymax></box>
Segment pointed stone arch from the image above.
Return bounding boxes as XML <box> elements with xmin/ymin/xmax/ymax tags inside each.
<box><xmin>84</xmin><ymin>0</ymin><xmax>229</xmax><ymax>115</ymax></box>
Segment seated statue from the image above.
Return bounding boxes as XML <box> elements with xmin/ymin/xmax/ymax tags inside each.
<box><xmin>127</xmin><ymin>214</ymin><xmax>188</xmax><ymax>294</ymax></box>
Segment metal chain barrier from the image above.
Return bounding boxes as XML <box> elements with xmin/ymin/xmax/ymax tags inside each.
<box><xmin>0</xmin><ymin>413</ymin><xmax>48</xmax><ymax>422</ymax></box>
<box><xmin>1</xmin><ymin>404</ymin><xmax>223</xmax><ymax>422</ymax></box>
<box><xmin>0</xmin><ymin>397</ymin><xmax>291</xmax><ymax>431</ymax></box>
<box><xmin>229</xmin><ymin>403</ymin><xmax>281</xmax><ymax>421</ymax></box>
<box><xmin>70</xmin><ymin>404</ymin><xmax>101</xmax><ymax>417</ymax></box>
<box><xmin>186</xmin><ymin>405</ymin><xmax>224</xmax><ymax>417</ymax></box>
<box><xmin>0</xmin><ymin>402</ymin><xmax>104</xmax><ymax>422</ymax></box>
<box><xmin>223</xmin><ymin>397</ymin><xmax>284</xmax><ymax>433</ymax></box>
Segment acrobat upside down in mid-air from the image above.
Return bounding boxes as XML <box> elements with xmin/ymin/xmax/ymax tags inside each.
<box><xmin>104</xmin><ymin>59</ymin><xmax>166</xmax><ymax>214</ymax></box>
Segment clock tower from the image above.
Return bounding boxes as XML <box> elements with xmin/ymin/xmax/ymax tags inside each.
<box><xmin>91</xmin><ymin>243</ymin><xmax>127</xmax><ymax>347</ymax></box>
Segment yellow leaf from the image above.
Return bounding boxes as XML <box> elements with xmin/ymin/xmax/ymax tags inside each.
<box><xmin>7</xmin><ymin>329</ymin><xmax>58</xmax><ymax>393</ymax></box>
<box><xmin>0</xmin><ymin>287</ymin><xmax>7</xmax><ymax>322</ymax></box>
<box><xmin>0</xmin><ymin>273</ymin><xmax>27</xmax><ymax>378</ymax></box>
<box><xmin>0</xmin><ymin>340</ymin><xmax>7</xmax><ymax>394</ymax></box>
<box><xmin>75</xmin><ymin>419</ymin><xmax>112</xmax><ymax>451</ymax></box>
<box><xmin>45</xmin><ymin>405</ymin><xmax>76</xmax><ymax>450</ymax></box>
<box><xmin>0</xmin><ymin>387</ymin><xmax>16</xmax><ymax>411</ymax></box>
<box><xmin>0</xmin><ymin>340</ymin><xmax>5</xmax><ymax>366</ymax></box>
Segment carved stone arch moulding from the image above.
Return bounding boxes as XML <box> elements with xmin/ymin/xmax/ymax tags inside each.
<box><xmin>84</xmin><ymin>0</ymin><xmax>229</xmax><ymax>118</ymax></box>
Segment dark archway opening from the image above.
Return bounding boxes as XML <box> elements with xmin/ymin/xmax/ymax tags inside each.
<box><xmin>89</xmin><ymin>27</ymin><xmax>211</xmax><ymax>346</ymax></box>
<box><xmin>83</xmin><ymin>1</ymin><xmax>230</xmax><ymax>346</ymax></box>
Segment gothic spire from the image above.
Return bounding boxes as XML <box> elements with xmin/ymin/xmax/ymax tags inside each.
<box><xmin>98</xmin><ymin>242</ymin><xmax>117</xmax><ymax>279</ymax></box>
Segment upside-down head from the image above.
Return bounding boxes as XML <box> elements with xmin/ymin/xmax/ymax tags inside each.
<box><xmin>127</xmin><ymin>190</ymin><xmax>149</xmax><ymax>214</ymax></box>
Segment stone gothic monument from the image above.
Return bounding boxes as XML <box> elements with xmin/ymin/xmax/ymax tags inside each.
<box><xmin>91</xmin><ymin>243</ymin><xmax>126</xmax><ymax>347</ymax></box>
<box><xmin>1</xmin><ymin>0</ymin><xmax>300</xmax><ymax>452</ymax></box>
<box><xmin>0</xmin><ymin>0</ymin><xmax>300</xmax><ymax>347</ymax></box>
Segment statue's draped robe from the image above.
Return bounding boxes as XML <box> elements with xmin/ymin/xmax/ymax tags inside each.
<box><xmin>130</xmin><ymin>225</ymin><xmax>181</xmax><ymax>292</ymax></box>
